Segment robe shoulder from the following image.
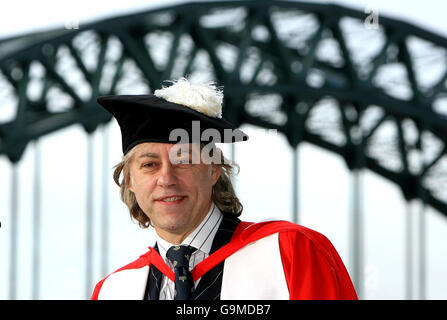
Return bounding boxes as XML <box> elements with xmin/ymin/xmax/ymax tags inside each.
<box><xmin>265</xmin><ymin>222</ymin><xmax>358</xmax><ymax>300</ymax></box>
<box><xmin>237</xmin><ymin>220</ymin><xmax>348</xmax><ymax>270</ymax></box>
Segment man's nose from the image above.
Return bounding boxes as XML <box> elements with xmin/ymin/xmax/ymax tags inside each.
<box><xmin>157</xmin><ymin>162</ymin><xmax>178</xmax><ymax>187</ymax></box>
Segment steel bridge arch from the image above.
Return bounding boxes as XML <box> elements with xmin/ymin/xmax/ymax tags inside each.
<box><xmin>1</xmin><ymin>0</ymin><xmax>447</xmax><ymax>218</ymax></box>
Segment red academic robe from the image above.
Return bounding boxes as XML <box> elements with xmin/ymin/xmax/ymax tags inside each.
<box><xmin>91</xmin><ymin>220</ymin><xmax>358</xmax><ymax>300</ymax></box>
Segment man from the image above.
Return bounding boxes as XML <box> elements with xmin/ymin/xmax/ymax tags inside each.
<box><xmin>91</xmin><ymin>78</ymin><xmax>358</xmax><ymax>300</ymax></box>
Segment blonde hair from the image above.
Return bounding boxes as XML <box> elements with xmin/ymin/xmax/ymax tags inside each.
<box><xmin>113</xmin><ymin>144</ymin><xmax>243</xmax><ymax>228</ymax></box>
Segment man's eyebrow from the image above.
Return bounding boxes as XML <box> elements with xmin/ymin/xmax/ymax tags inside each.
<box><xmin>137</xmin><ymin>152</ymin><xmax>160</xmax><ymax>159</ymax></box>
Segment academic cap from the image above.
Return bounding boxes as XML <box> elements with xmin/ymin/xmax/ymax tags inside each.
<box><xmin>97</xmin><ymin>79</ymin><xmax>248</xmax><ymax>155</ymax></box>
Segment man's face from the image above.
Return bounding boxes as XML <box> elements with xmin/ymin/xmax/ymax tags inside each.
<box><xmin>128</xmin><ymin>142</ymin><xmax>221</xmax><ymax>242</ymax></box>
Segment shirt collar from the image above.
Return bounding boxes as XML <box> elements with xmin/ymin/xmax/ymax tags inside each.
<box><xmin>155</xmin><ymin>202</ymin><xmax>223</xmax><ymax>261</ymax></box>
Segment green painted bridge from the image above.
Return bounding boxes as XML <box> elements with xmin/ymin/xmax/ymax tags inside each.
<box><xmin>1</xmin><ymin>0</ymin><xmax>446</xmax><ymax>299</ymax></box>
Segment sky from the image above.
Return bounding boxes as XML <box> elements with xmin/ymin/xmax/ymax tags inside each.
<box><xmin>0</xmin><ymin>0</ymin><xmax>446</xmax><ymax>300</ymax></box>
<box><xmin>0</xmin><ymin>0</ymin><xmax>446</xmax><ymax>39</ymax></box>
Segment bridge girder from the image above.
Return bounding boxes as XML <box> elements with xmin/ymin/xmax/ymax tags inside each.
<box><xmin>1</xmin><ymin>0</ymin><xmax>447</xmax><ymax>216</ymax></box>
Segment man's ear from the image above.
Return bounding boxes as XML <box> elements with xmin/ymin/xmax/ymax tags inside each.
<box><xmin>210</xmin><ymin>163</ymin><xmax>222</xmax><ymax>185</ymax></box>
<box><xmin>123</xmin><ymin>166</ymin><xmax>134</xmax><ymax>193</ymax></box>
<box><xmin>210</xmin><ymin>147</ymin><xmax>223</xmax><ymax>184</ymax></box>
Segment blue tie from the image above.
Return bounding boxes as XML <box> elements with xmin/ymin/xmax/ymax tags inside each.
<box><xmin>166</xmin><ymin>245</ymin><xmax>197</xmax><ymax>300</ymax></box>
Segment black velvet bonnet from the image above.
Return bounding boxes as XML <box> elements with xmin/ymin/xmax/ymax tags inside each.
<box><xmin>97</xmin><ymin>83</ymin><xmax>248</xmax><ymax>154</ymax></box>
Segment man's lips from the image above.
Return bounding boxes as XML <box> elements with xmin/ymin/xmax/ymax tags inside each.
<box><xmin>155</xmin><ymin>195</ymin><xmax>187</xmax><ymax>204</ymax></box>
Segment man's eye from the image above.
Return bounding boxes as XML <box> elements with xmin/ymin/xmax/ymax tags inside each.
<box><xmin>143</xmin><ymin>162</ymin><xmax>155</xmax><ymax>168</ymax></box>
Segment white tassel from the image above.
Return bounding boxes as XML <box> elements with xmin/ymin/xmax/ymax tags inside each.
<box><xmin>154</xmin><ymin>77</ymin><xmax>223</xmax><ymax>118</ymax></box>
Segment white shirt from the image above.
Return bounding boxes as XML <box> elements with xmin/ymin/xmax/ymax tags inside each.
<box><xmin>155</xmin><ymin>202</ymin><xmax>223</xmax><ymax>300</ymax></box>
